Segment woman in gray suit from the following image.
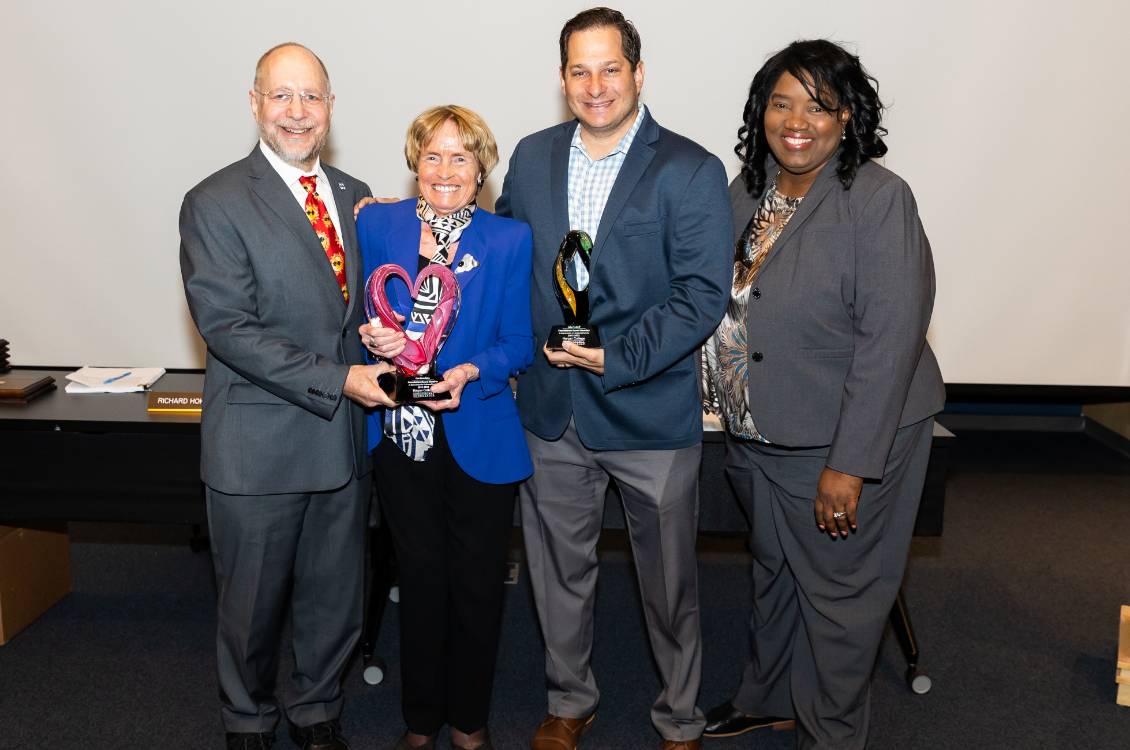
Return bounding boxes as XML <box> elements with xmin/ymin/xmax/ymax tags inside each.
<box><xmin>700</xmin><ymin>40</ymin><xmax>945</xmax><ymax>749</ymax></box>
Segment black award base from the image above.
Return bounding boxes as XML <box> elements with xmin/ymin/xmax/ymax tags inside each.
<box><xmin>378</xmin><ymin>371</ymin><xmax>449</xmax><ymax>404</ymax></box>
<box><xmin>546</xmin><ymin>324</ymin><xmax>600</xmax><ymax>351</ymax></box>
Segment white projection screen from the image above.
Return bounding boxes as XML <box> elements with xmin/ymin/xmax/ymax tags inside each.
<box><xmin>2</xmin><ymin>0</ymin><xmax>1128</xmax><ymax>387</ymax></box>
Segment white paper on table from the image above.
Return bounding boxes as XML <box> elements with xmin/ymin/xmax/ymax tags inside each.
<box><xmin>64</xmin><ymin>366</ymin><xmax>166</xmax><ymax>394</ymax></box>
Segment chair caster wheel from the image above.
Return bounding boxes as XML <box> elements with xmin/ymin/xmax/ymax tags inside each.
<box><xmin>363</xmin><ymin>659</ymin><xmax>386</xmax><ymax>686</ymax></box>
<box><xmin>907</xmin><ymin>667</ymin><xmax>932</xmax><ymax>694</ymax></box>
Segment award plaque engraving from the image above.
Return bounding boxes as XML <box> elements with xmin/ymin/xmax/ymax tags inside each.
<box><xmin>365</xmin><ymin>263</ymin><xmax>461</xmax><ymax>403</ymax></box>
<box><xmin>547</xmin><ymin>230</ymin><xmax>600</xmax><ymax>350</ymax></box>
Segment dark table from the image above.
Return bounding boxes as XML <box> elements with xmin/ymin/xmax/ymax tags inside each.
<box><xmin>0</xmin><ymin>369</ymin><xmax>204</xmax><ymax>524</ymax></box>
<box><xmin>1</xmin><ymin>367</ymin><xmax>949</xmax><ymax>691</ymax></box>
<box><xmin>0</xmin><ymin>368</ymin><xmax>952</xmax><ymax>535</ymax></box>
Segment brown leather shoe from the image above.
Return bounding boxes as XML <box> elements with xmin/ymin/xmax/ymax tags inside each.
<box><xmin>661</xmin><ymin>741</ymin><xmax>701</xmax><ymax>750</ymax></box>
<box><xmin>530</xmin><ymin>714</ymin><xmax>595</xmax><ymax>750</ymax></box>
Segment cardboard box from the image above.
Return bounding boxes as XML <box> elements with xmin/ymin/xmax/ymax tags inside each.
<box><xmin>0</xmin><ymin>524</ymin><xmax>71</xmax><ymax>645</ymax></box>
<box><xmin>1119</xmin><ymin>606</ymin><xmax>1130</xmax><ymax>706</ymax></box>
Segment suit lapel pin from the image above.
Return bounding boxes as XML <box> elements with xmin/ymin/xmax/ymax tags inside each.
<box><xmin>338</xmin><ymin>182</ymin><xmax>346</xmax><ymax>191</ymax></box>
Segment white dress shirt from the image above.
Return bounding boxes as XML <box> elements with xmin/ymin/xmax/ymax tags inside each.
<box><xmin>258</xmin><ymin>140</ymin><xmax>347</xmax><ymax>250</ymax></box>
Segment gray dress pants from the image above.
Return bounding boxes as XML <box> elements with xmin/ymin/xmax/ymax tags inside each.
<box><xmin>726</xmin><ymin>418</ymin><xmax>933</xmax><ymax>750</ymax></box>
<box><xmin>206</xmin><ymin>475</ymin><xmax>368</xmax><ymax>733</ymax></box>
<box><xmin>520</xmin><ymin>421</ymin><xmax>706</xmax><ymax>741</ymax></box>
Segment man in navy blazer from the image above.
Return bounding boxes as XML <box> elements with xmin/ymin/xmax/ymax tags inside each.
<box><xmin>495</xmin><ymin>9</ymin><xmax>732</xmax><ymax>750</ymax></box>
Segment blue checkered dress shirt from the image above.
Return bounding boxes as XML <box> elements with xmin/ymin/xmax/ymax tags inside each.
<box><xmin>567</xmin><ymin>104</ymin><xmax>646</xmax><ymax>244</ymax></box>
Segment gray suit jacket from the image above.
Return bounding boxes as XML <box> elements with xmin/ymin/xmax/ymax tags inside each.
<box><xmin>730</xmin><ymin>158</ymin><xmax>945</xmax><ymax>478</ymax></box>
<box><xmin>496</xmin><ymin>110</ymin><xmax>733</xmax><ymax>450</ymax></box>
<box><xmin>180</xmin><ymin>146</ymin><xmax>373</xmax><ymax>495</ymax></box>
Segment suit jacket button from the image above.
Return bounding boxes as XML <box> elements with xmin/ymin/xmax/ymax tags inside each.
<box><xmin>751</xmin><ymin>351</ymin><xmax>763</xmax><ymax>362</ymax></box>
<box><xmin>752</xmin><ymin>287</ymin><xmax>761</xmax><ymax>299</ymax></box>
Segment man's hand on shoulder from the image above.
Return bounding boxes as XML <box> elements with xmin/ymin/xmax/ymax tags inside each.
<box><xmin>344</xmin><ymin>363</ymin><xmax>398</xmax><ymax>408</ymax></box>
<box><xmin>544</xmin><ymin>341</ymin><xmax>605</xmax><ymax>376</ymax></box>
<box><xmin>353</xmin><ymin>196</ymin><xmax>401</xmax><ymax>219</ymax></box>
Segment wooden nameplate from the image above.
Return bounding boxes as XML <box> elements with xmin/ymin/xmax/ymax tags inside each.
<box><xmin>146</xmin><ymin>391</ymin><xmax>203</xmax><ymax>414</ymax></box>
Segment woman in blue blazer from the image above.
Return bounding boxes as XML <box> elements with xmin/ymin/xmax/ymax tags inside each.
<box><xmin>357</xmin><ymin>105</ymin><xmax>533</xmax><ymax>750</ymax></box>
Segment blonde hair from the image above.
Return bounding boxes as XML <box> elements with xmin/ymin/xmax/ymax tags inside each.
<box><xmin>404</xmin><ymin>105</ymin><xmax>499</xmax><ymax>178</ymax></box>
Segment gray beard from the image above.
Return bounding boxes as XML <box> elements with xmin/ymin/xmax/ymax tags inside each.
<box><xmin>260</xmin><ymin>126</ymin><xmax>326</xmax><ymax>169</ymax></box>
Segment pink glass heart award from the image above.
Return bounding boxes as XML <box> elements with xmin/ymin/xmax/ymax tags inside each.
<box><xmin>365</xmin><ymin>263</ymin><xmax>461</xmax><ymax>403</ymax></box>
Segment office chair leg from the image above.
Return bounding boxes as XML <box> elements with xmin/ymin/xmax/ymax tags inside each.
<box><xmin>889</xmin><ymin>588</ymin><xmax>932</xmax><ymax>694</ymax></box>
<box><xmin>361</xmin><ymin>520</ymin><xmax>397</xmax><ymax>685</ymax></box>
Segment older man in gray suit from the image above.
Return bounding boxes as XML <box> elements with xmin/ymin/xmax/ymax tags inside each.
<box><xmin>180</xmin><ymin>43</ymin><xmax>394</xmax><ymax>750</ymax></box>
<box><xmin>495</xmin><ymin>8</ymin><xmax>731</xmax><ymax>750</ymax></box>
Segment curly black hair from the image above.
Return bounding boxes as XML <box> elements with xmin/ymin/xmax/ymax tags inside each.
<box><xmin>736</xmin><ymin>39</ymin><xmax>888</xmax><ymax>198</ymax></box>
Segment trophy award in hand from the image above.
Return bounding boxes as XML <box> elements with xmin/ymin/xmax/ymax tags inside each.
<box><xmin>365</xmin><ymin>264</ymin><xmax>461</xmax><ymax>403</ymax></box>
<box><xmin>546</xmin><ymin>230</ymin><xmax>600</xmax><ymax>350</ymax></box>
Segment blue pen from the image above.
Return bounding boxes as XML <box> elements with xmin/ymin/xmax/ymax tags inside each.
<box><xmin>103</xmin><ymin>370</ymin><xmax>132</xmax><ymax>384</ymax></box>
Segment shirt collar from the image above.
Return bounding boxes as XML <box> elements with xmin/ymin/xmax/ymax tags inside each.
<box><xmin>570</xmin><ymin>104</ymin><xmax>647</xmax><ymax>160</ymax></box>
<box><xmin>259</xmin><ymin>139</ymin><xmax>322</xmax><ymax>186</ymax></box>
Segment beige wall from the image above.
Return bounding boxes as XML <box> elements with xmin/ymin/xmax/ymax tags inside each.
<box><xmin>1085</xmin><ymin>404</ymin><xmax>1130</xmax><ymax>440</ymax></box>
<box><xmin>4</xmin><ymin>1</ymin><xmax>1130</xmax><ymax>382</ymax></box>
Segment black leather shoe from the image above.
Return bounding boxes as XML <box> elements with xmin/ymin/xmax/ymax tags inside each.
<box><xmin>703</xmin><ymin>702</ymin><xmax>794</xmax><ymax>738</ymax></box>
<box><xmin>225</xmin><ymin>732</ymin><xmax>274</xmax><ymax>750</ymax></box>
<box><xmin>288</xmin><ymin>720</ymin><xmax>350</xmax><ymax>750</ymax></box>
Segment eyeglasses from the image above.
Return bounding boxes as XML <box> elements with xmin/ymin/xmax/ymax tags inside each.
<box><xmin>255</xmin><ymin>89</ymin><xmax>331</xmax><ymax>107</ymax></box>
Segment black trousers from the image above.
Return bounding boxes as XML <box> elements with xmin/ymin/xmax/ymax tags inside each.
<box><xmin>373</xmin><ymin>417</ymin><xmax>517</xmax><ymax>735</ymax></box>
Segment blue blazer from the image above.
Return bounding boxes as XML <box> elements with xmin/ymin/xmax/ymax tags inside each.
<box><xmin>357</xmin><ymin>199</ymin><xmax>534</xmax><ymax>484</ymax></box>
<box><xmin>496</xmin><ymin>109</ymin><xmax>733</xmax><ymax>450</ymax></box>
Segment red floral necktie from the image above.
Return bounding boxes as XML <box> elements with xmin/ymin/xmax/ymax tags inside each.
<box><xmin>298</xmin><ymin>175</ymin><xmax>348</xmax><ymax>301</ymax></box>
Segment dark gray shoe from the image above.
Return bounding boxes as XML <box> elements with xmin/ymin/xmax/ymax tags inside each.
<box><xmin>225</xmin><ymin>732</ymin><xmax>274</xmax><ymax>750</ymax></box>
<box><xmin>288</xmin><ymin>720</ymin><xmax>350</xmax><ymax>750</ymax></box>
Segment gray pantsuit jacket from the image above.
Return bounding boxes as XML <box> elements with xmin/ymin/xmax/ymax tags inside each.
<box><xmin>730</xmin><ymin>158</ymin><xmax>945</xmax><ymax>478</ymax></box>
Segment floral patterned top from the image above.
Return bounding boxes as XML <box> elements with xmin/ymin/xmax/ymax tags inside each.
<box><xmin>701</xmin><ymin>184</ymin><xmax>803</xmax><ymax>440</ymax></box>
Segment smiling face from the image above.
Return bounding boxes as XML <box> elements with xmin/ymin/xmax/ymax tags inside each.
<box><xmin>416</xmin><ymin>119</ymin><xmax>481</xmax><ymax>216</ymax></box>
<box><xmin>560</xmin><ymin>25</ymin><xmax>644</xmax><ymax>145</ymax></box>
<box><xmin>250</xmin><ymin>45</ymin><xmax>333</xmax><ymax>171</ymax></box>
<box><xmin>763</xmin><ymin>71</ymin><xmax>849</xmax><ymax>196</ymax></box>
